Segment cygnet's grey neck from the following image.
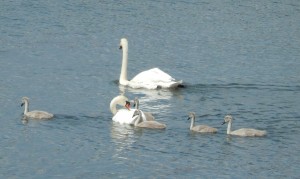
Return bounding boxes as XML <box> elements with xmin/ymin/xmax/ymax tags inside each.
<box><xmin>188</xmin><ymin>113</ymin><xmax>196</xmax><ymax>130</ymax></box>
<box><xmin>23</xmin><ymin>100</ymin><xmax>29</xmax><ymax>114</ymax></box>
<box><xmin>226</xmin><ymin>120</ymin><xmax>233</xmax><ymax>134</ymax></box>
<box><xmin>134</xmin><ymin>98</ymin><xmax>139</xmax><ymax>109</ymax></box>
<box><xmin>134</xmin><ymin>110</ymin><xmax>143</xmax><ymax>126</ymax></box>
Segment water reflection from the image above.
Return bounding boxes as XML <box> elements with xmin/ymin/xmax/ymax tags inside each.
<box><xmin>21</xmin><ymin>116</ymin><xmax>29</xmax><ymax>125</ymax></box>
<box><xmin>118</xmin><ymin>85</ymin><xmax>183</xmax><ymax>113</ymax></box>
<box><xmin>110</xmin><ymin>122</ymin><xmax>137</xmax><ymax>159</ymax></box>
<box><xmin>118</xmin><ymin>85</ymin><xmax>174</xmax><ymax>100</ymax></box>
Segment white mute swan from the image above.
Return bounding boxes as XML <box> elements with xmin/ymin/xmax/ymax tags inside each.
<box><xmin>119</xmin><ymin>38</ymin><xmax>183</xmax><ymax>89</ymax></box>
<box><xmin>110</xmin><ymin>95</ymin><xmax>147</xmax><ymax>125</ymax></box>
<box><xmin>21</xmin><ymin>97</ymin><xmax>54</xmax><ymax>120</ymax></box>
<box><xmin>188</xmin><ymin>112</ymin><xmax>217</xmax><ymax>133</ymax></box>
<box><xmin>134</xmin><ymin>110</ymin><xmax>166</xmax><ymax>129</ymax></box>
<box><xmin>222</xmin><ymin>115</ymin><xmax>267</xmax><ymax>137</ymax></box>
<box><xmin>133</xmin><ymin>97</ymin><xmax>155</xmax><ymax>121</ymax></box>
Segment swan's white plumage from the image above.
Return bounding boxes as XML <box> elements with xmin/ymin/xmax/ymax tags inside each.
<box><xmin>110</xmin><ymin>95</ymin><xmax>147</xmax><ymax>125</ymax></box>
<box><xmin>112</xmin><ymin>109</ymin><xmax>139</xmax><ymax>125</ymax></box>
<box><xmin>119</xmin><ymin>38</ymin><xmax>182</xmax><ymax>89</ymax></box>
<box><xmin>222</xmin><ymin>115</ymin><xmax>267</xmax><ymax>137</ymax></box>
<box><xmin>131</xmin><ymin>68</ymin><xmax>180</xmax><ymax>88</ymax></box>
<box><xmin>21</xmin><ymin>97</ymin><xmax>53</xmax><ymax>120</ymax></box>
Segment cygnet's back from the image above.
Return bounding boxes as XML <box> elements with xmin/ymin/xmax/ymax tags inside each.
<box><xmin>136</xmin><ymin>120</ymin><xmax>166</xmax><ymax>129</ymax></box>
<box><xmin>230</xmin><ymin>128</ymin><xmax>266</xmax><ymax>137</ymax></box>
<box><xmin>26</xmin><ymin>110</ymin><xmax>54</xmax><ymax>120</ymax></box>
<box><xmin>134</xmin><ymin>110</ymin><xmax>166</xmax><ymax>129</ymax></box>
<box><xmin>188</xmin><ymin>112</ymin><xmax>217</xmax><ymax>133</ymax></box>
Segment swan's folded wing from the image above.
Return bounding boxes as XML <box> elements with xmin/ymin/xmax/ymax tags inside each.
<box><xmin>26</xmin><ymin>110</ymin><xmax>53</xmax><ymax>119</ymax></box>
<box><xmin>112</xmin><ymin>109</ymin><xmax>137</xmax><ymax>124</ymax></box>
<box><xmin>231</xmin><ymin>128</ymin><xmax>266</xmax><ymax>136</ymax></box>
<box><xmin>131</xmin><ymin>68</ymin><xmax>175</xmax><ymax>83</ymax></box>
<box><xmin>128</xmin><ymin>81</ymin><xmax>158</xmax><ymax>89</ymax></box>
<box><xmin>130</xmin><ymin>68</ymin><xmax>182</xmax><ymax>89</ymax></box>
<box><xmin>137</xmin><ymin>121</ymin><xmax>166</xmax><ymax>129</ymax></box>
<box><xmin>112</xmin><ymin>109</ymin><xmax>146</xmax><ymax>125</ymax></box>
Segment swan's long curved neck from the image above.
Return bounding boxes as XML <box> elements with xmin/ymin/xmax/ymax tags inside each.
<box><xmin>120</xmin><ymin>45</ymin><xmax>129</xmax><ymax>85</ymax></box>
<box><xmin>110</xmin><ymin>96</ymin><xmax>129</xmax><ymax>115</ymax></box>
<box><xmin>190</xmin><ymin>117</ymin><xmax>195</xmax><ymax>130</ymax></box>
<box><xmin>110</xmin><ymin>98</ymin><xmax>119</xmax><ymax>115</ymax></box>
<box><xmin>23</xmin><ymin>101</ymin><xmax>29</xmax><ymax>114</ymax></box>
<box><xmin>227</xmin><ymin>120</ymin><xmax>232</xmax><ymax>134</ymax></box>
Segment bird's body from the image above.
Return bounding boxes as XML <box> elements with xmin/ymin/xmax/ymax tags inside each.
<box><xmin>118</xmin><ymin>38</ymin><xmax>182</xmax><ymax>89</ymax></box>
<box><xmin>222</xmin><ymin>115</ymin><xmax>266</xmax><ymax>137</ymax></box>
<box><xmin>21</xmin><ymin>97</ymin><xmax>53</xmax><ymax>120</ymax></box>
<box><xmin>188</xmin><ymin>112</ymin><xmax>217</xmax><ymax>133</ymax></box>
<box><xmin>110</xmin><ymin>95</ymin><xmax>147</xmax><ymax>125</ymax></box>
<box><xmin>134</xmin><ymin>110</ymin><xmax>166</xmax><ymax>129</ymax></box>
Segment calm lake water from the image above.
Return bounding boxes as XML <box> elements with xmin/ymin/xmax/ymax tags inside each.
<box><xmin>1</xmin><ymin>0</ymin><xmax>300</xmax><ymax>178</ymax></box>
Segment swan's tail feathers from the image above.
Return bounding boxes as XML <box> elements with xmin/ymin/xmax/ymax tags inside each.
<box><xmin>160</xmin><ymin>80</ymin><xmax>183</xmax><ymax>89</ymax></box>
<box><xmin>175</xmin><ymin>80</ymin><xmax>183</xmax><ymax>87</ymax></box>
<box><xmin>176</xmin><ymin>80</ymin><xmax>185</xmax><ymax>88</ymax></box>
<box><xmin>255</xmin><ymin>130</ymin><xmax>267</xmax><ymax>136</ymax></box>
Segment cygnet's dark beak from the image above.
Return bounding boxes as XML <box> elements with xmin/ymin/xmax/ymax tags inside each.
<box><xmin>187</xmin><ymin>117</ymin><xmax>190</xmax><ymax>120</ymax></box>
<box><xmin>119</xmin><ymin>45</ymin><xmax>122</xmax><ymax>50</ymax></box>
<box><xmin>222</xmin><ymin>121</ymin><xmax>226</xmax><ymax>125</ymax></box>
<box><xmin>21</xmin><ymin>102</ymin><xmax>24</xmax><ymax>107</ymax></box>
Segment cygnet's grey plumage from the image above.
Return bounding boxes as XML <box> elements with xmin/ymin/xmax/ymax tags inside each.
<box><xmin>133</xmin><ymin>97</ymin><xmax>155</xmax><ymax>121</ymax></box>
<box><xmin>21</xmin><ymin>97</ymin><xmax>54</xmax><ymax>120</ymax></box>
<box><xmin>188</xmin><ymin>112</ymin><xmax>217</xmax><ymax>133</ymax></box>
<box><xmin>222</xmin><ymin>115</ymin><xmax>266</xmax><ymax>137</ymax></box>
<box><xmin>134</xmin><ymin>110</ymin><xmax>166</xmax><ymax>129</ymax></box>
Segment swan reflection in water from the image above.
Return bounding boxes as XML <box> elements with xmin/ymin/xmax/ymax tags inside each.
<box><xmin>110</xmin><ymin>122</ymin><xmax>142</xmax><ymax>159</ymax></box>
<box><xmin>118</xmin><ymin>85</ymin><xmax>183</xmax><ymax>114</ymax></box>
<box><xmin>110</xmin><ymin>85</ymin><xmax>183</xmax><ymax>158</ymax></box>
